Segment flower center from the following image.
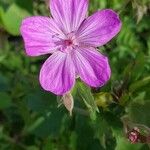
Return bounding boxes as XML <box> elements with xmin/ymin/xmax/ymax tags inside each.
<box><xmin>55</xmin><ymin>32</ymin><xmax>79</xmax><ymax>53</ymax></box>
<box><xmin>64</xmin><ymin>39</ymin><xmax>73</xmax><ymax>46</ymax></box>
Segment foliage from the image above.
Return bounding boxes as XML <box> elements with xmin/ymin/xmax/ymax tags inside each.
<box><xmin>0</xmin><ymin>0</ymin><xmax>150</xmax><ymax>149</ymax></box>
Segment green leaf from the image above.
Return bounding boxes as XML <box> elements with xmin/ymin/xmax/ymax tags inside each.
<box><xmin>1</xmin><ymin>4</ymin><xmax>31</xmax><ymax>35</ymax></box>
<box><xmin>75</xmin><ymin>115</ymin><xmax>103</xmax><ymax>150</ymax></box>
<box><xmin>127</xmin><ymin>101</ymin><xmax>150</xmax><ymax>127</ymax></box>
<box><xmin>147</xmin><ymin>37</ymin><xmax>150</xmax><ymax>55</ymax></box>
<box><xmin>15</xmin><ymin>0</ymin><xmax>33</xmax><ymax>14</ymax></box>
<box><xmin>129</xmin><ymin>76</ymin><xmax>150</xmax><ymax>92</ymax></box>
<box><xmin>0</xmin><ymin>74</ymin><xmax>10</xmax><ymax>92</ymax></box>
<box><xmin>94</xmin><ymin>115</ymin><xmax>110</xmax><ymax>149</ymax></box>
<box><xmin>32</xmin><ymin>108</ymin><xmax>64</xmax><ymax>138</ymax></box>
<box><xmin>27</xmin><ymin>146</ymin><xmax>39</xmax><ymax>150</ymax></box>
<box><xmin>123</xmin><ymin>53</ymin><xmax>147</xmax><ymax>82</ymax></box>
<box><xmin>76</xmin><ymin>82</ymin><xmax>98</xmax><ymax>115</ymax></box>
<box><xmin>42</xmin><ymin>137</ymin><xmax>55</xmax><ymax>150</ymax></box>
<box><xmin>0</xmin><ymin>92</ymin><xmax>11</xmax><ymax>109</ymax></box>
<box><xmin>115</xmin><ymin>137</ymin><xmax>143</xmax><ymax>150</ymax></box>
<box><xmin>0</xmin><ymin>7</ymin><xmax>3</xmax><ymax>25</ymax></box>
<box><xmin>26</xmin><ymin>91</ymin><xmax>56</xmax><ymax>112</ymax></box>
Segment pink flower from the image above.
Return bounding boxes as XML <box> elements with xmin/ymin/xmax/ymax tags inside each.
<box><xmin>20</xmin><ymin>0</ymin><xmax>122</xmax><ymax>95</ymax></box>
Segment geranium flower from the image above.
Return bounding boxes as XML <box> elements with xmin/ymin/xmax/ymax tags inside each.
<box><xmin>20</xmin><ymin>0</ymin><xmax>121</xmax><ymax>95</ymax></box>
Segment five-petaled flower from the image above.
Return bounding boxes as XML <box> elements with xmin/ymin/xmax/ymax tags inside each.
<box><xmin>20</xmin><ymin>0</ymin><xmax>122</xmax><ymax>95</ymax></box>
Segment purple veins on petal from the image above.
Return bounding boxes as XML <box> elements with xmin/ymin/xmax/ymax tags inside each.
<box><xmin>39</xmin><ymin>51</ymin><xmax>75</xmax><ymax>95</ymax></box>
<box><xmin>50</xmin><ymin>0</ymin><xmax>89</xmax><ymax>33</ymax></box>
<box><xmin>72</xmin><ymin>47</ymin><xmax>111</xmax><ymax>87</ymax></box>
<box><xmin>20</xmin><ymin>16</ymin><xmax>66</xmax><ymax>56</ymax></box>
<box><xmin>76</xmin><ymin>9</ymin><xmax>122</xmax><ymax>47</ymax></box>
<box><xmin>20</xmin><ymin>0</ymin><xmax>122</xmax><ymax>95</ymax></box>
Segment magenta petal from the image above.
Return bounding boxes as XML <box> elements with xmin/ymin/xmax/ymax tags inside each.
<box><xmin>77</xmin><ymin>9</ymin><xmax>122</xmax><ymax>47</ymax></box>
<box><xmin>50</xmin><ymin>0</ymin><xmax>88</xmax><ymax>33</ymax></box>
<box><xmin>20</xmin><ymin>16</ymin><xmax>65</xmax><ymax>56</ymax></box>
<box><xmin>39</xmin><ymin>51</ymin><xmax>75</xmax><ymax>95</ymax></box>
<box><xmin>72</xmin><ymin>47</ymin><xmax>111</xmax><ymax>87</ymax></box>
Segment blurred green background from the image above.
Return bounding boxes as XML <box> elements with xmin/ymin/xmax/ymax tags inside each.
<box><xmin>0</xmin><ymin>0</ymin><xmax>150</xmax><ymax>149</ymax></box>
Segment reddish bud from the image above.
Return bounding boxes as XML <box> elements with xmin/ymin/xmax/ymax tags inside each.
<box><xmin>128</xmin><ymin>128</ymin><xmax>140</xmax><ymax>143</ymax></box>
